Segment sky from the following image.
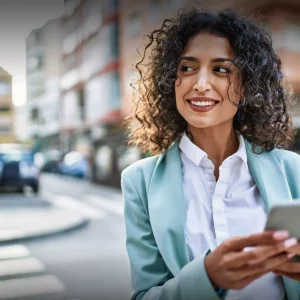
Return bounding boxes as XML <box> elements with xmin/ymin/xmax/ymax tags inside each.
<box><xmin>0</xmin><ymin>0</ymin><xmax>64</xmax><ymax>107</ymax></box>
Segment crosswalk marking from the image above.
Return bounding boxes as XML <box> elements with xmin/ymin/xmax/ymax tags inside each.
<box><xmin>85</xmin><ymin>195</ymin><xmax>124</xmax><ymax>216</ymax></box>
<box><xmin>0</xmin><ymin>245</ymin><xmax>30</xmax><ymax>260</ymax></box>
<box><xmin>0</xmin><ymin>257</ymin><xmax>45</xmax><ymax>277</ymax></box>
<box><xmin>0</xmin><ymin>244</ymin><xmax>66</xmax><ymax>299</ymax></box>
<box><xmin>0</xmin><ymin>275</ymin><xmax>65</xmax><ymax>299</ymax></box>
<box><xmin>44</xmin><ymin>194</ymin><xmax>106</xmax><ymax>219</ymax></box>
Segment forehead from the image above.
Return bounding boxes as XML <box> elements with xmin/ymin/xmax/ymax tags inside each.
<box><xmin>181</xmin><ymin>32</ymin><xmax>234</xmax><ymax>59</ymax></box>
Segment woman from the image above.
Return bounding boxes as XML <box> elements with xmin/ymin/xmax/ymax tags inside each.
<box><xmin>121</xmin><ymin>8</ymin><xmax>300</xmax><ymax>300</ymax></box>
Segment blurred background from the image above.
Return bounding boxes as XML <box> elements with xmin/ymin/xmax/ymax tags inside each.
<box><xmin>0</xmin><ymin>0</ymin><xmax>300</xmax><ymax>299</ymax></box>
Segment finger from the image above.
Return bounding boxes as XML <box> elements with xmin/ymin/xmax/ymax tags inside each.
<box><xmin>221</xmin><ymin>238</ymin><xmax>297</xmax><ymax>268</ymax></box>
<box><xmin>247</xmin><ymin>238</ymin><xmax>298</xmax><ymax>265</ymax></box>
<box><xmin>274</xmin><ymin>261</ymin><xmax>300</xmax><ymax>273</ymax></box>
<box><xmin>236</xmin><ymin>252</ymin><xmax>290</xmax><ymax>280</ymax></box>
<box><xmin>229</xmin><ymin>270</ymin><xmax>268</xmax><ymax>290</ymax></box>
<box><xmin>222</xmin><ymin>231</ymin><xmax>290</xmax><ymax>252</ymax></box>
<box><xmin>284</xmin><ymin>242</ymin><xmax>300</xmax><ymax>254</ymax></box>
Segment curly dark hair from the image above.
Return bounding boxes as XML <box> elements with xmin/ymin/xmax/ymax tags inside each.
<box><xmin>124</xmin><ymin>7</ymin><xmax>295</xmax><ymax>155</ymax></box>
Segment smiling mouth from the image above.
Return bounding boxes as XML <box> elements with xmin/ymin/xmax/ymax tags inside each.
<box><xmin>187</xmin><ymin>99</ymin><xmax>219</xmax><ymax>107</ymax></box>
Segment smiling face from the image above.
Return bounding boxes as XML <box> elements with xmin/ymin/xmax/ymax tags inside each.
<box><xmin>175</xmin><ymin>32</ymin><xmax>243</xmax><ymax>134</ymax></box>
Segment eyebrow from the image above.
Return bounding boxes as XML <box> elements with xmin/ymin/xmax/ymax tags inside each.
<box><xmin>179</xmin><ymin>56</ymin><xmax>234</xmax><ymax>63</ymax></box>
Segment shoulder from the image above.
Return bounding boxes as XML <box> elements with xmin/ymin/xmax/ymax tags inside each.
<box><xmin>121</xmin><ymin>154</ymin><xmax>162</xmax><ymax>191</ymax></box>
<box><xmin>269</xmin><ymin>148</ymin><xmax>300</xmax><ymax>165</ymax></box>
<box><xmin>122</xmin><ymin>155</ymin><xmax>160</xmax><ymax>179</ymax></box>
<box><xmin>121</xmin><ymin>154</ymin><xmax>164</xmax><ymax>212</ymax></box>
<box><xmin>267</xmin><ymin>148</ymin><xmax>300</xmax><ymax>175</ymax></box>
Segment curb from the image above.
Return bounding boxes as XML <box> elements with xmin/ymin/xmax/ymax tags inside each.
<box><xmin>0</xmin><ymin>216</ymin><xmax>89</xmax><ymax>245</ymax></box>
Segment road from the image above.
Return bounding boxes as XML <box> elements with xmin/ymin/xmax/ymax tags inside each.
<box><xmin>0</xmin><ymin>174</ymin><xmax>131</xmax><ymax>300</ymax></box>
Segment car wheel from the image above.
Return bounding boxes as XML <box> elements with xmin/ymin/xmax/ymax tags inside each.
<box><xmin>17</xmin><ymin>187</ymin><xmax>24</xmax><ymax>194</ymax></box>
<box><xmin>32</xmin><ymin>184</ymin><xmax>39</xmax><ymax>194</ymax></box>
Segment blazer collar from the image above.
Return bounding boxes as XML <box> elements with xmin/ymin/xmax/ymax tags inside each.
<box><xmin>244</xmin><ymin>139</ymin><xmax>293</xmax><ymax>211</ymax></box>
<box><xmin>148</xmin><ymin>138</ymin><xmax>293</xmax><ymax>276</ymax></box>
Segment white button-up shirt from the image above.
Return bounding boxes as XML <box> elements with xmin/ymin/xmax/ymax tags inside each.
<box><xmin>179</xmin><ymin>132</ymin><xmax>285</xmax><ymax>300</ymax></box>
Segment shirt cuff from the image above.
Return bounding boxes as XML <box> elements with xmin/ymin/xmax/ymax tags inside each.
<box><xmin>205</xmin><ymin>249</ymin><xmax>229</xmax><ymax>299</ymax></box>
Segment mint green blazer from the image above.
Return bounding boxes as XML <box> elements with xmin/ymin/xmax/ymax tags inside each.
<box><xmin>121</xmin><ymin>138</ymin><xmax>300</xmax><ymax>300</ymax></box>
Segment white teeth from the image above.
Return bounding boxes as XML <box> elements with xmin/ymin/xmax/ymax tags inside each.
<box><xmin>190</xmin><ymin>100</ymin><xmax>216</xmax><ymax>107</ymax></box>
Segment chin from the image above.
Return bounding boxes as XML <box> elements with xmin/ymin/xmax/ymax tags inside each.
<box><xmin>186</xmin><ymin>118</ymin><xmax>215</xmax><ymax>129</ymax></box>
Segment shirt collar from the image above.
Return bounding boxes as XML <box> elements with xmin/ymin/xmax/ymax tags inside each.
<box><xmin>235</xmin><ymin>133</ymin><xmax>248</xmax><ymax>170</ymax></box>
<box><xmin>179</xmin><ymin>132</ymin><xmax>208</xmax><ymax>166</ymax></box>
<box><xmin>179</xmin><ymin>132</ymin><xmax>248</xmax><ymax>170</ymax></box>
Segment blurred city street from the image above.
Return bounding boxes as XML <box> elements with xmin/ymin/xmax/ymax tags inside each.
<box><xmin>0</xmin><ymin>174</ymin><xmax>130</xmax><ymax>300</ymax></box>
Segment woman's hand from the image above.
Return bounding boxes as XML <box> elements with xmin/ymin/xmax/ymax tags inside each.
<box><xmin>204</xmin><ymin>230</ymin><xmax>297</xmax><ymax>290</ymax></box>
<box><xmin>272</xmin><ymin>242</ymin><xmax>300</xmax><ymax>280</ymax></box>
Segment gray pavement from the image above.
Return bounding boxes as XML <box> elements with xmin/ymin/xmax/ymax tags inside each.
<box><xmin>0</xmin><ymin>173</ymin><xmax>123</xmax><ymax>243</ymax></box>
<box><xmin>0</xmin><ymin>174</ymin><xmax>130</xmax><ymax>300</ymax></box>
<box><xmin>0</xmin><ymin>206</ymin><xmax>88</xmax><ymax>243</ymax></box>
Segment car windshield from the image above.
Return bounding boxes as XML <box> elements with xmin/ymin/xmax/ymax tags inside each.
<box><xmin>0</xmin><ymin>151</ymin><xmax>34</xmax><ymax>163</ymax></box>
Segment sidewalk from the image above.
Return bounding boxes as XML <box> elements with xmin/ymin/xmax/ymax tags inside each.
<box><xmin>0</xmin><ymin>175</ymin><xmax>124</xmax><ymax>243</ymax></box>
<box><xmin>0</xmin><ymin>203</ymin><xmax>88</xmax><ymax>244</ymax></box>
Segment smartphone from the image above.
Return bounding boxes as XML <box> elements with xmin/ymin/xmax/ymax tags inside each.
<box><xmin>265</xmin><ymin>202</ymin><xmax>300</xmax><ymax>262</ymax></box>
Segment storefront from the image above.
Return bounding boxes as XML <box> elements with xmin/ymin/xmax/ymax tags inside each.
<box><xmin>91</xmin><ymin>125</ymin><xmax>141</xmax><ymax>188</ymax></box>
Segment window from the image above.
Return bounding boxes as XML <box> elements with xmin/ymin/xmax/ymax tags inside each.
<box><xmin>111</xmin><ymin>23</ymin><xmax>119</xmax><ymax>58</ymax></box>
<box><xmin>27</xmin><ymin>55</ymin><xmax>43</xmax><ymax>72</ymax></box>
<box><xmin>101</xmin><ymin>0</ymin><xmax>117</xmax><ymax>17</ymax></box>
<box><xmin>31</xmin><ymin>108</ymin><xmax>39</xmax><ymax>122</ymax></box>
<box><xmin>126</xmin><ymin>12</ymin><xmax>141</xmax><ymax>37</ymax></box>
<box><xmin>150</xmin><ymin>0</ymin><xmax>163</xmax><ymax>23</ymax></box>
<box><xmin>0</xmin><ymin>82</ymin><xmax>11</xmax><ymax>95</ymax></box>
<box><xmin>111</xmin><ymin>72</ymin><xmax>120</xmax><ymax>110</ymax></box>
<box><xmin>0</xmin><ymin>125</ymin><xmax>10</xmax><ymax>133</ymax></box>
<box><xmin>95</xmin><ymin>145</ymin><xmax>113</xmax><ymax>178</ymax></box>
<box><xmin>0</xmin><ymin>106</ymin><xmax>10</xmax><ymax>113</ymax></box>
<box><xmin>78</xmin><ymin>88</ymin><xmax>85</xmax><ymax>122</ymax></box>
<box><xmin>35</xmin><ymin>31</ymin><xmax>42</xmax><ymax>44</ymax></box>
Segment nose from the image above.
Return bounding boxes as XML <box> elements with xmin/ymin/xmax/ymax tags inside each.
<box><xmin>193</xmin><ymin>70</ymin><xmax>212</xmax><ymax>92</ymax></box>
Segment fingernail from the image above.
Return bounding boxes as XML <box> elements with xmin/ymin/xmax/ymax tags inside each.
<box><xmin>273</xmin><ymin>230</ymin><xmax>289</xmax><ymax>240</ymax></box>
<box><xmin>273</xmin><ymin>230</ymin><xmax>290</xmax><ymax>240</ymax></box>
<box><xmin>288</xmin><ymin>253</ymin><xmax>296</xmax><ymax>259</ymax></box>
<box><xmin>284</xmin><ymin>238</ymin><xmax>298</xmax><ymax>248</ymax></box>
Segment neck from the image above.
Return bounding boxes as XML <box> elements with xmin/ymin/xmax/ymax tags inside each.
<box><xmin>187</xmin><ymin>123</ymin><xmax>239</xmax><ymax>168</ymax></box>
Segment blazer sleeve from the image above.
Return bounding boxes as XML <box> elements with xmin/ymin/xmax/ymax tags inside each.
<box><xmin>121</xmin><ymin>174</ymin><xmax>221</xmax><ymax>300</ymax></box>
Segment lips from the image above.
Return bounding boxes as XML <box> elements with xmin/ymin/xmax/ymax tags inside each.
<box><xmin>187</xmin><ymin>97</ymin><xmax>220</xmax><ymax>103</ymax></box>
<box><xmin>186</xmin><ymin>97</ymin><xmax>219</xmax><ymax>112</ymax></box>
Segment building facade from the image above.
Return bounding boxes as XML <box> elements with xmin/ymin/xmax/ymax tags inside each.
<box><xmin>26</xmin><ymin>18</ymin><xmax>63</xmax><ymax>153</ymax></box>
<box><xmin>61</xmin><ymin>0</ymin><xmax>121</xmax><ymax>186</ymax></box>
<box><xmin>0</xmin><ymin>67</ymin><xmax>14</xmax><ymax>144</ymax></box>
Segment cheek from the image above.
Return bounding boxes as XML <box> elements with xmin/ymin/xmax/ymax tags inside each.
<box><xmin>175</xmin><ymin>88</ymin><xmax>182</xmax><ymax>110</ymax></box>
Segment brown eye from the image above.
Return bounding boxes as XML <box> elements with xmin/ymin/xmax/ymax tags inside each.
<box><xmin>179</xmin><ymin>66</ymin><xmax>194</xmax><ymax>72</ymax></box>
<box><xmin>214</xmin><ymin>66</ymin><xmax>230</xmax><ymax>73</ymax></box>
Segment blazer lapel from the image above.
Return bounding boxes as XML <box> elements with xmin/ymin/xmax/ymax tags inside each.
<box><xmin>244</xmin><ymin>139</ymin><xmax>293</xmax><ymax>212</ymax></box>
<box><xmin>148</xmin><ymin>141</ymin><xmax>189</xmax><ymax>276</ymax></box>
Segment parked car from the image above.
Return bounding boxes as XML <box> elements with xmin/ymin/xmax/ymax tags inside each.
<box><xmin>58</xmin><ymin>151</ymin><xmax>90</xmax><ymax>178</ymax></box>
<box><xmin>0</xmin><ymin>144</ymin><xmax>40</xmax><ymax>193</ymax></box>
<box><xmin>40</xmin><ymin>150</ymin><xmax>63</xmax><ymax>174</ymax></box>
